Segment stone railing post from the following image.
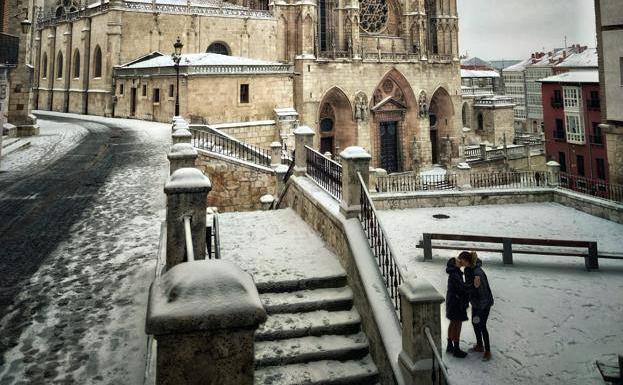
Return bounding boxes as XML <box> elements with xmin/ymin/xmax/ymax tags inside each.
<box><xmin>172</xmin><ymin>120</ymin><xmax>189</xmax><ymax>132</ymax></box>
<box><xmin>172</xmin><ymin>128</ymin><xmax>192</xmax><ymax>144</ymax></box>
<box><xmin>339</xmin><ymin>146</ymin><xmax>371</xmax><ymax>219</ymax></box>
<box><xmin>547</xmin><ymin>160</ymin><xmax>560</xmax><ymax>187</ymax></box>
<box><xmin>270</xmin><ymin>141</ymin><xmax>282</xmax><ymax>167</ymax></box>
<box><xmin>293</xmin><ymin>125</ymin><xmax>314</xmax><ymax>176</ymax></box>
<box><xmin>146</xmin><ymin>260</ymin><xmax>267</xmax><ymax>385</ymax></box>
<box><xmin>168</xmin><ymin>143</ymin><xmax>198</xmax><ymax>175</ymax></box>
<box><xmin>274</xmin><ymin>164</ymin><xmax>289</xmax><ymax>194</ymax></box>
<box><xmin>456</xmin><ymin>162</ymin><xmax>472</xmax><ymax>190</ymax></box>
<box><xmin>398</xmin><ymin>277</ymin><xmax>445</xmax><ymax>385</ymax></box>
<box><xmin>164</xmin><ymin>168</ymin><xmax>211</xmax><ymax>270</ymax></box>
<box><xmin>479</xmin><ymin>143</ymin><xmax>487</xmax><ymax>160</ymax></box>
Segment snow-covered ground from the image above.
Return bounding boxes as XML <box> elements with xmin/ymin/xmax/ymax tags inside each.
<box><xmin>0</xmin><ymin>112</ymin><xmax>171</xmax><ymax>384</ymax></box>
<box><xmin>377</xmin><ymin>203</ymin><xmax>623</xmax><ymax>385</ymax></box>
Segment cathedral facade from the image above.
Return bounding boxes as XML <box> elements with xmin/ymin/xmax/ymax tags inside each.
<box><xmin>34</xmin><ymin>0</ymin><xmax>461</xmax><ymax>171</ymax></box>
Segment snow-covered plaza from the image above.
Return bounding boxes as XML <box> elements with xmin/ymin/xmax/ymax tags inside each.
<box><xmin>378</xmin><ymin>203</ymin><xmax>623</xmax><ymax>385</ymax></box>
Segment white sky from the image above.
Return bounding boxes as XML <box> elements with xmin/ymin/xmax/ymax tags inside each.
<box><xmin>457</xmin><ymin>0</ymin><xmax>597</xmax><ymax>61</ymax></box>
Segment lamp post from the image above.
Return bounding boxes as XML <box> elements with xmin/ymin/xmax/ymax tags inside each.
<box><xmin>172</xmin><ymin>37</ymin><xmax>183</xmax><ymax>117</ymax></box>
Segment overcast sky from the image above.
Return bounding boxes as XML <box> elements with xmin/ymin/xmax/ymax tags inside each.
<box><xmin>457</xmin><ymin>0</ymin><xmax>597</xmax><ymax>61</ymax></box>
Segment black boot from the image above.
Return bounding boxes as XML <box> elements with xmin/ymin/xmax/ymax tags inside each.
<box><xmin>446</xmin><ymin>339</ymin><xmax>453</xmax><ymax>353</ymax></box>
<box><xmin>453</xmin><ymin>342</ymin><xmax>468</xmax><ymax>358</ymax></box>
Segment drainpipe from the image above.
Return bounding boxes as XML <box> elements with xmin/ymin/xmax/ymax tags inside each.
<box><xmin>82</xmin><ymin>17</ymin><xmax>91</xmax><ymax>115</ymax></box>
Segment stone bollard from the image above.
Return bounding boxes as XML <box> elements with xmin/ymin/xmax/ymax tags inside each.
<box><xmin>339</xmin><ymin>146</ymin><xmax>371</xmax><ymax>219</ymax></box>
<box><xmin>168</xmin><ymin>143</ymin><xmax>198</xmax><ymax>175</ymax></box>
<box><xmin>547</xmin><ymin>160</ymin><xmax>560</xmax><ymax>187</ymax></box>
<box><xmin>172</xmin><ymin>128</ymin><xmax>192</xmax><ymax>144</ymax></box>
<box><xmin>274</xmin><ymin>164</ymin><xmax>290</xmax><ymax>195</ymax></box>
<box><xmin>146</xmin><ymin>260</ymin><xmax>267</xmax><ymax>385</ymax></box>
<box><xmin>398</xmin><ymin>277</ymin><xmax>445</xmax><ymax>385</ymax></box>
<box><xmin>270</xmin><ymin>142</ymin><xmax>282</xmax><ymax>167</ymax></box>
<box><xmin>479</xmin><ymin>143</ymin><xmax>488</xmax><ymax>160</ymax></box>
<box><xmin>260</xmin><ymin>194</ymin><xmax>275</xmax><ymax>210</ymax></box>
<box><xmin>293</xmin><ymin>125</ymin><xmax>315</xmax><ymax>176</ymax></box>
<box><xmin>456</xmin><ymin>162</ymin><xmax>472</xmax><ymax>190</ymax></box>
<box><xmin>164</xmin><ymin>168</ymin><xmax>212</xmax><ymax>270</ymax></box>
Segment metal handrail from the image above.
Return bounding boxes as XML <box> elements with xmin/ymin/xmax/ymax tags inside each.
<box><xmin>305</xmin><ymin>145</ymin><xmax>342</xmax><ymax>200</ymax></box>
<box><xmin>559</xmin><ymin>172</ymin><xmax>623</xmax><ymax>203</ymax></box>
<box><xmin>424</xmin><ymin>327</ymin><xmax>452</xmax><ymax>385</ymax></box>
<box><xmin>183</xmin><ymin>216</ymin><xmax>194</xmax><ymax>262</ymax></box>
<box><xmin>212</xmin><ymin>214</ymin><xmax>221</xmax><ymax>259</ymax></box>
<box><xmin>357</xmin><ymin>171</ymin><xmax>405</xmax><ymax>320</ymax></box>
<box><xmin>189</xmin><ymin>128</ymin><xmax>271</xmax><ymax>167</ymax></box>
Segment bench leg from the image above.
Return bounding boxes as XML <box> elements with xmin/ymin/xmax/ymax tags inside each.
<box><xmin>502</xmin><ymin>238</ymin><xmax>513</xmax><ymax>265</ymax></box>
<box><xmin>586</xmin><ymin>242</ymin><xmax>599</xmax><ymax>271</ymax></box>
<box><xmin>423</xmin><ymin>234</ymin><xmax>432</xmax><ymax>261</ymax></box>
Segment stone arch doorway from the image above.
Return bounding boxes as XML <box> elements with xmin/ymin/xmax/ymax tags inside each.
<box><xmin>318</xmin><ymin>87</ymin><xmax>357</xmax><ymax>157</ymax></box>
<box><xmin>370</xmin><ymin>69</ymin><xmax>417</xmax><ymax>173</ymax></box>
<box><xmin>429</xmin><ymin>87</ymin><xmax>454</xmax><ymax>165</ymax></box>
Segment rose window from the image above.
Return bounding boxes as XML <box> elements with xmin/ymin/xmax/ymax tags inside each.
<box><xmin>359</xmin><ymin>0</ymin><xmax>388</xmax><ymax>33</ymax></box>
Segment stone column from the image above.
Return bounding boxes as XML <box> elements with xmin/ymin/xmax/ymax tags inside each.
<box><xmin>270</xmin><ymin>141</ymin><xmax>282</xmax><ymax>167</ymax></box>
<box><xmin>294</xmin><ymin>125</ymin><xmax>314</xmax><ymax>176</ymax></box>
<box><xmin>146</xmin><ymin>260</ymin><xmax>267</xmax><ymax>385</ymax></box>
<box><xmin>398</xmin><ymin>277</ymin><xmax>445</xmax><ymax>385</ymax></box>
<box><xmin>455</xmin><ymin>162</ymin><xmax>471</xmax><ymax>190</ymax></box>
<box><xmin>172</xmin><ymin>128</ymin><xmax>192</xmax><ymax>144</ymax></box>
<box><xmin>479</xmin><ymin>143</ymin><xmax>487</xmax><ymax>161</ymax></box>
<box><xmin>339</xmin><ymin>146</ymin><xmax>371</xmax><ymax>219</ymax></box>
<box><xmin>164</xmin><ymin>168</ymin><xmax>211</xmax><ymax>270</ymax></box>
<box><xmin>168</xmin><ymin>143</ymin><xmax>198</xmax><ymax>175</ymax></box>
<box><xmin>547</xmin><ymin>160</ymin><xmax>560</xmax><ymax>188</ymax></box>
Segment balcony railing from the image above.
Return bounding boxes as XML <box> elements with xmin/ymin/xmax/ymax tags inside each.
<box><xmin>551</xmin><ymin>97</ymin><xmax>563</xmax><ymax>109</ymax></box>
<box><xmin>589</xmin><ymin>135</ymin><xmax>604</xmax><ymax>146</ymax></box>
<box><xmin>0</xmin><ymin>33</ymin><xmax>19</xmax><ymax>66</ymax></box>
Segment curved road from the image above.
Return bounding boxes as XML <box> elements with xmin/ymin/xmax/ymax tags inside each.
<box><xmin>0</xmin><ymin>114</ymin><xmax>170</xmax><ymax>384</ymax></box>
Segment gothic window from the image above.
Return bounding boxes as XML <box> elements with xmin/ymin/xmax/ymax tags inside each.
<box><xmin>359</xmin><ymin>0</ymin><xmax>388</xmax><ymax>33</ymax></box>
<box><xmin>42</xmin><ymin>53</ymin><xmax>48</xmax><ymax>79</ymax></box>
<box><xmin>93</xmin><ymin>46</ymin><xmax>102</xmax><ymax>78</ymax></box>
<box><xmin>73</xmin><ymin>49</ymin><xmax>80</xmax><ymax>78</ymax></box>
<box><xmin>56</xmin><ymin>52</ymin><xmax>63</xmax><ymax>79</ymax></box>
<box><xmin>207</xmin><ymin>42</ymin><xmax>230</xmax><ymax>56</ymax></box>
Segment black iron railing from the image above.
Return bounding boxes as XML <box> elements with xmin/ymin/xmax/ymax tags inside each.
<box><xmin>376</xmin><ymin>173</ymin><xmax>457</xmax><ymax>193</ymax></box>
<box><xmin>206</xmin><ymin>213</ymin><xmax>220</xmax><ymax>260</ymax></box>
<box><xmin>424</xmin><ymin>327</ymin><xmax>453</xmax><ymax>385</ymax></box>
<box><xmin>470</xmin><ymin>171</ymin><xmax>550</xmax><ymax>189</ymax></box>
<box><xmin>358</xmin><ymin>172</ymin><xmax>404</xmax><ymax>320</ymax></box>
<box><xmin>190</xmin><ymin>128</ymin><xmax>271</xmax><ymax>167</ymax></box>
<box><xmin>559</xmin><ymin>172</ymin><xmax>623</xmax><ymax>203</ymax></box>
<box><xmin>306</xmin><ymin>146</ymin><xmax>342</xmax><ymax>200</ymax></box>
<box><xmin>0</xmin><ymin>33</ymin><xmax>19</xmax><ymax>65</ymax></box>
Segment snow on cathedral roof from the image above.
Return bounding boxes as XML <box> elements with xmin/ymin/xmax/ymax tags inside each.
<box><xmin>461</xmin><ymin>69</ymin><xmax>500</xmax><ymax>78</ymax></box>
<box><xmin>121</xmin><ymin>52</ymin><xmax>286</xmax><ymax>69</ymax></box>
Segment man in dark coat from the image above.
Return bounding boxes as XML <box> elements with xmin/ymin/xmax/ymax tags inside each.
<box><xmin>459</xmin><ymin>251</ymin><xmax>494</xmax><ymax>361</ymax></box>
<box><xmin>445</xmin><ymin>257</ymin><xmax>469</xmax><ymax>358</ymax></box>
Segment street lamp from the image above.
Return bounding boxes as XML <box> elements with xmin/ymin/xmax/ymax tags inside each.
<box><xmin>172</xmin><ymin>37</ymin><xmax>183</xmax><ymax>117</ymax></box>
<box><xmin>20</xmin><ymin>19</ymin><xmax>32</xmax><ymax>34</ymax></box>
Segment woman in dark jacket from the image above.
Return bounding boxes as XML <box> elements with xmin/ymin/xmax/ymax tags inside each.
<box><xmin>459</xmin><ymin>251</ymin><xmax>494</xmax><ymax>361</ymax></box>
<box><xmin>445</xmin><ymin>257</ymin><xmax>469</xmax><ymax>358</ymax></box>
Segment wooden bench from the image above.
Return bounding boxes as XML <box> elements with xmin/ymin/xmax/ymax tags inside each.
<box><xmin>416</xmin><ymin>233</ymin><xmax>605</xmax><ymax>271</ymax></box>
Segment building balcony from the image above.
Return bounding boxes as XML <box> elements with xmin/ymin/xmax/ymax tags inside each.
<box><xmin>550</xmin><ymin>97</ymin><xmax>563</xmax><ymax>109</ymax></box>
<box><xmin>587</xmin><ymin>99</ymin><xmax>601</xmax><ymax>111</ymax></box>
<box><xmin>589</xmin><ymin>135</ymin><xmax>604</xmax><ymax>146</ymax></box>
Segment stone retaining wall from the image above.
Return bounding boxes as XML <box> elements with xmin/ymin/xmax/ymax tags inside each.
<box><xmin>372</xmin><ymin>188</ymin><xmax>623</xmax><ymax>224</ymax></box>
<box><xmin>195</xmin><ymin>150</ymin><xmax>277</xmax><ymax>212</ymax></box>
<box><xmin>280</xmin><ymin>177</ymin><xmax>398</xmax><ymax>385</ymax></box>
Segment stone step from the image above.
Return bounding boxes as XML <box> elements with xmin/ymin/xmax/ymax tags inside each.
<box><xmin>255</xmin><ymin>309</ymin><xmax>360</xmax><ymax>342</ymax></box>
<box><xmin>255</xmin><ymin>333</ymin><xmax>369</xmax><ymax>368</ymax></box>
<box><xmin>256</xmin><ymin>273</ymin><xmax>348</xmax><ymax>294</ymax></box>
<box><xmin>254</xmin><ymin>355</ymin><xmax>379</xmax><ymax>385</ymax></box>
<box><xmin>260</xmin><ymin>286</ymin><xmax>353</xmax><ymax>314</ymax></box>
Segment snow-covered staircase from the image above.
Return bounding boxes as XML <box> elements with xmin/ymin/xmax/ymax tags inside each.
<box><xmin>253</xmin><ymin>274</ymin><xmax>379</xmax><ymax>385</ymax></box>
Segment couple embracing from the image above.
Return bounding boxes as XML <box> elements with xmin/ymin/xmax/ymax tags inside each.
<box><xmin>445</xmin><ymin>251</ymin><xmax>494</xmax><ymax>361</ymax></box>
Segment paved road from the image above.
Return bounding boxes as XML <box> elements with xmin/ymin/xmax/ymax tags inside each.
<box><xmin>0</xmin><ymin>114</ymin><xmax>170</xmax><ymax>384</ymax></box>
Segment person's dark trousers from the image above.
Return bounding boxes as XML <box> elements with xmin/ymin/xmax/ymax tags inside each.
<box><xmin>472</xmin><ymin>306</ymin><xmax>491</xmax><ymax>352</ymax></box>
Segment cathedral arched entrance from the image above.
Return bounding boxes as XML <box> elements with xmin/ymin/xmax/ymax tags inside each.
<box><xmin>370</xmin><ymin>70</ymin><xmax>417</xmax><ymax>173</ymax></box>
<box><xmin>318</xmin><ymin>87</ymin><xmax>357</xmax><ymax>156</ymax></box>
<box><xmin>428</xmin><ymin>87</ymin><xmax>454</xmax><ymax>166</ymax></box>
